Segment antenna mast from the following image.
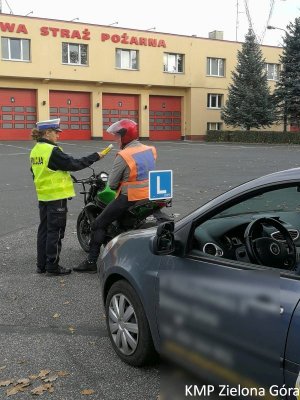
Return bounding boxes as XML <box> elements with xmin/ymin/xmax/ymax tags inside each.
<box><xmin>4</xmin><ymin>0</ymin><xmax>14</xmax><ymax>14</ymax></box>
<box><xmin>260</xmin><ymin>0</ymin><xmax>275</xmax><ymax>43</ymax></box>
<box><xmin>236</xmin><ymin>0</ymin><xmax>239</xmax><ymax>41</ymax></box>
<box><xmin>244</xmin><ymin>0</ymin><xmax>254</xmax><ymax>32</ymax></box>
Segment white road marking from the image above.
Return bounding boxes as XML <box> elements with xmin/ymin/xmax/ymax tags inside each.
<box><xmin>0</xmin><ymin>144</ymin><xmax>32</xmax><ymax>151</ymax></box>
<box><xmin>0</xmin><ymin>153</ymin><xmax>28</xmax><ymax>156</ymax></box>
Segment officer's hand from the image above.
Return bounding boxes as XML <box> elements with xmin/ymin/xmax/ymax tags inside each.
<box><xmin>98</xmin><ymin>144</ymin><xmax>113</xmax><ymax>159</ymax></box>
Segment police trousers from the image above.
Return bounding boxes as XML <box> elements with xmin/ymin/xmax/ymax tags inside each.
<box><xmin>37</xmin><ymin>199</ymin><xmax>67</xmax><ymax>269</ymax></box>
<box><xmin>88</xmin><ymin>194</ymin><xmax>136</xmax><ymax>262</ymax></box>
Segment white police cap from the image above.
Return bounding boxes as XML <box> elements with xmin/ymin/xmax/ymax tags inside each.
<box><xmin>36</xmin><ymin>118</ymin><xmax>62</xmax><ymax>132</ymax></box>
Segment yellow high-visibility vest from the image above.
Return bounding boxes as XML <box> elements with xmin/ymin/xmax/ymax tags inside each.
<box><xmin>30</xmin><ymin>142</ymin><xmax>75</xmax><ymax>201</ymax></box>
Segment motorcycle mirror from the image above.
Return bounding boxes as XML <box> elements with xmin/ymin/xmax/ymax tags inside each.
<box><xmin>150</xmin><ymin>221</ymin><xmax>175</xmax><ymax>256</ymax></box>
<box><xmin>70</xmin><ymin>174</ymin><xmax>77</xmax><ymax>183</ymax></box>
<box><xmin>88</xmin><ymin>166</ymin><xmax>95</xmax><ymax>175</ymax></box>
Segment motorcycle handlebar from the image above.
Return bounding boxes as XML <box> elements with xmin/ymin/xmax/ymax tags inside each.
<box><xmin>73</xmin><ymin>177</ymin><xmax>95</xmax><ymax>184</ymax></box>
<box><xmin>71</xmin><ymin>172</ymin><xmax>108</xmax><ymax>185</ymax></box>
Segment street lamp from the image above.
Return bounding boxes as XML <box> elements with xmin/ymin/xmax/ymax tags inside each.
<box><xmin>267</xmin><ymin>25</ymin><xmax>288</xmax><ymax>132</ymax></box>
<box><xmin>267</xmin><ymin>25</ymin><xmax>288</xmax><ymax>34</ymax></box>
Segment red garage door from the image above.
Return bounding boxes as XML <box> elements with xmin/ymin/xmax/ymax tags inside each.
<box><xmin>290</xmin><ymin>123</ymin><xmax>300</xmax><ymax>132</ymax></box>
<box><xmin>50</xmin><ymin>91</ymin><xmax>91</xmax><ymax>140</ymax></box>
<box><xmin>0</xmin><ymin>88</ymin><xmax>37</xmax><ymax>140</ymax></box>
<box><xmin>149</xmin><ymin>96</ymin><xmax>182</xmax><ymax>140</ymax></box>
<box><xmin>102</xmin><ymin>94</ymin><xmax>139</xmax><ymax>141</ymax></box>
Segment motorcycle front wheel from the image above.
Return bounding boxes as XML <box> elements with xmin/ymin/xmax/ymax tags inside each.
<box><xmin>77</xmin><ymin>210</ymin><xmax>91</xmax><ymax>253</ymax></box>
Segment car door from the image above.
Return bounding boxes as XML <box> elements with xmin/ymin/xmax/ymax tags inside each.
<box><xmin>159</xmin><ymin>183</ymin><xmax>300</xmax><ymax>395</ymax></box>
<box><xmin>159</xmin><ymin>254</ymin><xmax>282</xmax><ymax>392</ymax></box>
<box><xmin>282</xmin><ymin>281</ymin><xmax>300</xmax><ymax>399</ymax></box>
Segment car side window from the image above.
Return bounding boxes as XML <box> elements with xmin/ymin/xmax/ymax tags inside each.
<box><xmin>190</xmin><ymin>185</ymin><xmax>300</xmax><ymax>271</ymax></box>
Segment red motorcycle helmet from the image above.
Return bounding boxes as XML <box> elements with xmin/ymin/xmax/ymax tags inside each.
<box><xmin>107</xmin><ymin>119</ymin><xmax>138</xmax><ymax>146</ymax></box>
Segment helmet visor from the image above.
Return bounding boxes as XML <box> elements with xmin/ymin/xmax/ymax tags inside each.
<box><xmin>106</xmin><ymin>120</ymin><xmax>124</xmax><ymax>135</ymax></box>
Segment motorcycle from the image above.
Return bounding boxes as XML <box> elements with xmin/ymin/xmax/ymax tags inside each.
<box><xmin>71</xmin><ymin>167</ymin><xmax>173</xmax><ymax>252</ymax></box>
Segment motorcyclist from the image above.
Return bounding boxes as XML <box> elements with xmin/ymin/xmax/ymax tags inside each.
<box><xmin>74</xmin><ymin>119</ymin><xmax>157</xmax><ymax>273</ymax></box>
<box><xmin>30</xmin><ymin>118</ymin><xmax>108</xmax><ymax>276</ymax></box>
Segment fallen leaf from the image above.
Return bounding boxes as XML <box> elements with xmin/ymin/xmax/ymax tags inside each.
<box><xmin>44</xmin><ymin>383</ymin><xmax>53</xmax><ymax>391</ymax></box>
<box><xmin>17</xmin><ymin>378</ymin><xmax>30</xmax><ymax>386</ymax></box>
<box><xmin>59</xmin><ymin>279</ymin><xmax>65</xmax><ymax>284</ymax></box>
<box><xmin>43</xmin><ymin>374</ymin><xmax>58</xmax><ymax>383</ymax></box>
<box><xmin>12</xmin><ymin>383</ymin><xmax>28</xmax><ymax>392</ymax></box>
<box><xmin>81</xmin><ymin>389</ymin><xmax>95</xmax><ymax>395</ymax></box>
<box><xmin>6</xmin><ymin>383</ymin><xmax>29</xmax><ymax>396</ymax></box>
<box><xmin>68</xmin><ymin>326</ymin><xmax>75</xmax><ymax>334</ymax></box>
<box><xmin>47</xmin><ymin>386</ymin><xmax>54</xmax><ymax>394</ymax></box>
<box><xmin>0</xmin><ymin>380</ymin><xmax>13</xmax><ymax>387</ymax></box>
<box><xmin>28</xmin><ymin>374</ymin><xmax>39</xmax><ymax>380</ymax></box>
<box><xmin>31</xmin><ymin>383</ymin><xmax>53</xmax><ymax>395</ymax></box>
<box><xmin>63</xmin><ymin>301</ymin><xmax>70</xmax><ymax>305</ymax></box>
<box><xmin>6</xmin><ymin>386</ymin><xmax>20</xmax><ymax>396</ymax></box>
<box><xmin>31</xmin><ymin>386</ymin><xmax>44</xmax><ymax>395</ymax></box>
<box><xmin>56</xmin><ymin>371</ymin><xmax>69</xmax><ymax>377</ymax></box>
<box><xmin>52</xmin><ymin>313</ymin><xmax>60</xmax><ymax>319</ymax></box>
<box><xmin>0</xmin><ymin>366</ymin><xmax>7</xmax><ymax>371</ymax></box>
<box><xmin>38</xmin><ymin>370</ymin><xmax>51</xmax><ymax>378</ymax></box>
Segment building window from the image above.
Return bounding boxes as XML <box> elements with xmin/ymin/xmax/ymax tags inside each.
<box><xmin>207</xmin><ymin>57</ymin><xmax>225</xmax><ymax>77</ymax></box>
<box><xmin>207</xmin><ymin>122</ymin><xmax>223</xmax><ymax>130</ymax></box>
<box><xmin>207</xmin><ymin>94</ymin><xmax>223</xmax><ymax>109</ymax></box>
<box><xmin>116</xmin><ymin>49</ymin><xmax>138</xmax><ymax>70</ymax></box>
<box><xmin>163</xmin><ymin>53</ymin><xmax>184</xmax><ymax>73</ymax></box>
<box><xmin>1</xmin><ymin>37</ymin><xmax>30</xmax><ymax>61</ymax></box>
<box><xmin>62</xmin><ymin>43</ymin><xmax>88</xmax><ymax>65</ymax></box>
<box><xmin>265</xmin><ymin>63</ymin><xmax>280</xmax><ymax>80</ymax></box>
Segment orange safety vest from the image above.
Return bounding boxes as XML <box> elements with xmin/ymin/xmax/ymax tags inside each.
<box><xmin>117</xmin><ymin>144</ymin><xmax>157</xmax><ymax>201</ymax></box>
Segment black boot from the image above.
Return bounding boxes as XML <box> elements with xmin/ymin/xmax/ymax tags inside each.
<box><xmin>73</xmin><ymin>260</ymin><xmax>97</xmax><ymax>273</ymax></box>
<box><xmin>46</xmin><ymin>265</ymin><xmax>72</xmax><ymax>276</ymax></box>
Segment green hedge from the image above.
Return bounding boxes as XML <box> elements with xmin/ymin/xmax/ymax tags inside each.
<box><xmin>205</xmin><ymin>130</ymin><xmax>300</xmax><ymax>144</ymax></box>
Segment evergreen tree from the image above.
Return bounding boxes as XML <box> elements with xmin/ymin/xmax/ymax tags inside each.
<box><xmin>274</xmin><ymin>17</ymin><xmax>300</xmax><ymax>131</ymax></box>
<box><xmin>221</xmin><ymin>29</ymin><xmax>275</xmax><ymax>130</ymax></box>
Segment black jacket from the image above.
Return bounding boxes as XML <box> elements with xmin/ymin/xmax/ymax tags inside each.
<box><xmin>31</xmin><ymin>139</ymin><xmax>100</xmax><ymax>173</ymax></box>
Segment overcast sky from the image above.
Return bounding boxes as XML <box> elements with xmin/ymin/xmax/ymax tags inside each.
<box><xmin>1</xmin><ymin>0</ymin><xmax>299</xmax><ymax>46</ymax></box>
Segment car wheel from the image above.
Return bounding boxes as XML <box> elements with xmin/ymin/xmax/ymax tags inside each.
<box><xmin>105</xmin><ymin>280</ymin><xmax>157</xmax><ymax>366</ymax></box>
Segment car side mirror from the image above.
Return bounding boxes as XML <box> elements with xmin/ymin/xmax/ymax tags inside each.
<box><xmin>150</xmin><ymin>221</ymin><xmax>175</xmax><ymax>255</ymax></box>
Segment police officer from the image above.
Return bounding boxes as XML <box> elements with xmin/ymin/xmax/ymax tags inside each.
<box><xmin>30</xmin><ymin>118</ymin><xmax>108</xmax><ymax>275</ymax></box>
<box><xmin>74</xmin><ymin>119</ymin><xmax>157</xmax><ymax>273</ymax></box>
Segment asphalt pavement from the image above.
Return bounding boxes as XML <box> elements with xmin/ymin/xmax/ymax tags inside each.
<box><xmin>1</xmin><ymin>140</ymin><xmax>300</xmax><ymax>399</ymax></box>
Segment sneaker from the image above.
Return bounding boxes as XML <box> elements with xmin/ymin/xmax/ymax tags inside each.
<box><xmin>73</xmin><ymin>260</ymin><xmax>97</xmax><ymax>273</ymax></box>
<box><xmin>46</xmin><ymin>265</ymin><xmax>72</xmax><ymax>276</ymax></box>
<box><xmin>36</xmin><ymin>266</ymin><xmax>46</xmax><ymax>274</ymax></box>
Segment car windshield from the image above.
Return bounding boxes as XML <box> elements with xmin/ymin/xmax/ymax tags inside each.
<box><xmin>214</xmin><ymin>186</ymin><xmax>300</xmax><ymax>218</ymax></box>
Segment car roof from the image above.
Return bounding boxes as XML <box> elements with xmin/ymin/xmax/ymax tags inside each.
<box><xmin>177</xmin><ymin>167</ymin><xmax>300</xmax><ymax>226</ymax></box>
